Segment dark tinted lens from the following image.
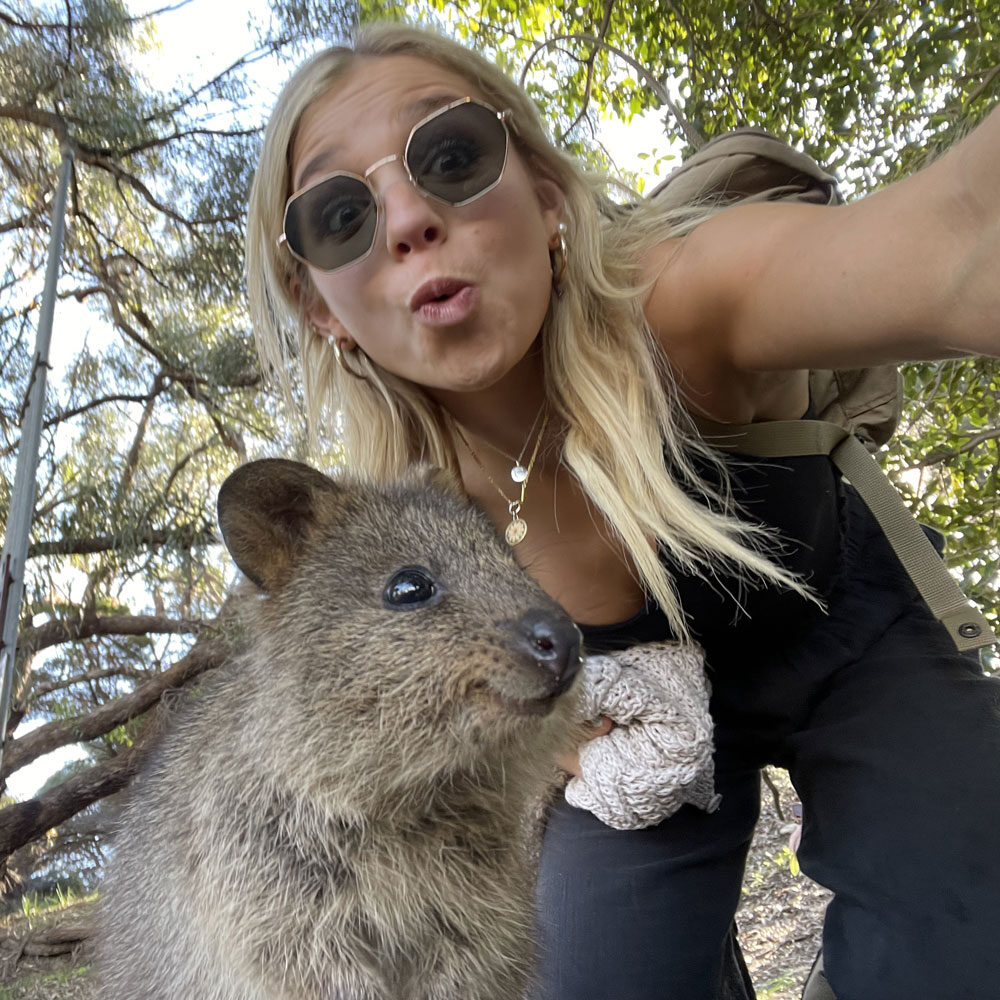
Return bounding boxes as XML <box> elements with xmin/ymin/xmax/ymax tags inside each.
<box><xmin>406</xmin><ymin>102</ymin><xmax>508</xmax><ymax>204</ymax></box>
<box><xmin>283</xmin><ymin>174</ymin><xmax>377</xmax><ymax>271</ymax></box>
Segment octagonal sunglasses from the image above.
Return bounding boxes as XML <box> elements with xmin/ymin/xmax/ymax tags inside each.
<box><xmin>278</xmin><ymin>97</ymin><xmax>513</xmax><ymax>273</ymax></box>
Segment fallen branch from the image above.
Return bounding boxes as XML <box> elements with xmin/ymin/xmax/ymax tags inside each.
<box><xmin>20</xmin><ymin>923</ymin><xmax>92</xmax><ymax>957</ymax></box>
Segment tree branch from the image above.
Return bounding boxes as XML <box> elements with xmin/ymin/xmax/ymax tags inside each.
<box><xmin>159</xmin><ymin>366</ymin><xmax>248</xmax><ymax>456</ymax></box>
<box><xmin>558</xmin><ymin>0</ymin><xmax>617</xmax><ymax>143</ymax></box>
<box><xmin>0</xmin><ymin>10</ymin><xmax>64</xmax><ymax>32</ymax></box>
<box><xmin>0</xmin><ymin>213</ymin><xmax>32</xmax><ymax>235</ymax></box>
<box><xmin>97</xmin><ymin>299</ymin><xmax>251</xmax><ymax>457</ymax></box>
<box><xmin>74</xmin><ymin>146</ymin><xmax>223</xmax><ymax>227</ymax></box>
<box><xmin>955</xmin><ymin>62</ymin><xmax>1000</xmax><ymax>111</ymax></box>
<box><xmin>0</xmin><ymin>0</ymin><xmax>195</xmax><ymax>40</ymax></box>
<box><xmin>117</xmin><ymin>372</ymin><xmax>165</xmax><ymax>498</ymax></box>
<box><xmin>518</xmin><ymin>33</ymin><xmax>704</xmax><ymax>149</ymax></box>
<box><xmin>75</xmin><ymin>210</ymin><xmax>162</xmax><ymax>284</ymax></box>
<box><xmin>1</xmin><ymin>635</ymin><xmax>229</xmax><ymax>781</ymax></box>
<box><xmin>162</xmin><ymin>440</ymin><xmax>212</xmax><ymax>497</ymax></box>
<box><xmin>123</xmin><ymin>0</ymin><xmax>194</xmax><ymax>25</ymax></box>
<box><xmin>18</xmin><ymin>611</ymin><xmax>205</xmax><ymax>660</ymax></box>
<box><xmin>904</xmin><ymin>426</ymin><xmax>1000</xmax><ymax>470</ymax></box>
<box><xmin>113</xmin><ymin>125</ymin><xmax>262</xmax><ymax>159</ymax></box>
<box><xmin>106</xmin><ymin>296</ymin><xmax>170</xmax><ymax>366</ymax></box>
<box><xmin>142</xmin><ymin>40</ymin><xmax>289</xmax><ymax>126</ymax></box>
<box><xmin>64</xmin><ymin>0</ymin><xmax>72</xmax><ymax>67</ymax></box>
<box><xmin>27</xmin><ymin>522</ymin><xmax>216</xmax><ymax>558</ymax></box>
<box><xmin>0</xmin><ymin>392</ymin><xmax>155</xmax><ymax>459</ymax></box>
<box><xmin>55</xmin><ymin>391</ymin><xmax>153</xmax><ymax>426</ymax></box>
<box><xmin>30</xmin><ymin>665</ymin><xmax>149</xmax><ymax>700</ymax></box>
<box><xmin>0</xmin><ymin>105</ymin><xmax>240</xmax><ymax>226</ymax></box>
<box><xmin>0</xmin><ymin>744</ymin><xmax>142</xmax><ymax>860</ymax></box>
<box><xmin>0</xmin><ymin>104</ymin><xmax>69</xmax><ymax>143</ymax></box>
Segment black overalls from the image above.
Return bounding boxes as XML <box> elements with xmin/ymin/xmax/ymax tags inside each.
<box><xmin>533</xmin><ymin>450</ymin><xmax>1000</xmax><ymax>1000</ymax></box>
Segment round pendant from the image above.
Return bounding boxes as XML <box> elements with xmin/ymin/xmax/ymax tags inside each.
<box><xmin>505</xmin><ymin>517</ymin><xmax>527</xmax><ymax>546</ymax></box>
<box><xmin>510</xmin><ymin>464</ymin><xmax>528</xmax><ymax>484</ymax></box>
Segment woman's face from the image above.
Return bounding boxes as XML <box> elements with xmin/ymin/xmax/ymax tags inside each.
<box><xmin>288</xmin><ymin>55</ymin><xmax>564</xmax><ymax>398</ymax></box>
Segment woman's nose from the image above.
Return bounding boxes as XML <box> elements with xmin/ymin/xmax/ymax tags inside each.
<box><xmin>372</xmin><ymin>164</ymin><xmax>447</xmax><ymax>260</ymax></box>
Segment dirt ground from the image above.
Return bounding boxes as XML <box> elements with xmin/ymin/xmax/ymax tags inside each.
<box><xmin>0</xmin><ymin>899</ymin><xmax>94</xmax><ymax>1000</ymax></box>
<box><xmin>0</xmin><ymin>769</ymin><xmax>827</xmax><ymax>1000</ymax></box>
<box><xmin>739</xmin><ymin>770</ymin><xmax>831</xmax><ymax>998</ymax></box>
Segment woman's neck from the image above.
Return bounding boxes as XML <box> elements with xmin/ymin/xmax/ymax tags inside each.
<box><xmin>428</xmin><ymin>342</ymin><xmax>550</xmax><ymax>459</ymax></box>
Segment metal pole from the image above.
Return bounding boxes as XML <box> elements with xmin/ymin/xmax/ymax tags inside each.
<box><xmin>0</xmin><ymin>146</ymin><xmax>74</xmax><ymax>778</ymax></box>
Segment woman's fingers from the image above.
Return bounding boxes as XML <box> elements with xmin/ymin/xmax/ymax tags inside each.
<box><xmin>556</xmin><ymin>716</ymin><xmax>614</xmax><ymax>776</ymax></box>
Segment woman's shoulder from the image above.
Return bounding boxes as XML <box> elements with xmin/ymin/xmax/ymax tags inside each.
<box><xmin>639</xmin><ymin>201</ymin><xmax>821</xmax><ymax>360</ymax></box>
<box><xmin>639</xmin><ymin>224</ymin><xmax>812</xmax><ymax>424</ymax></box>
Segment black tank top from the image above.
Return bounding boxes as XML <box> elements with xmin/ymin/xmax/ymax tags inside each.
<box><xmin>580</xmin><ymin>450</ymin><xmax>842</xmax><ymax>657</ymax></box>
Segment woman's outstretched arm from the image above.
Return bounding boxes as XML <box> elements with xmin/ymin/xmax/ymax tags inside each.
<box><xmin>645</xmin><ymin>103</ymin><xmax>1000</xmax><ymax>394</ymax></box>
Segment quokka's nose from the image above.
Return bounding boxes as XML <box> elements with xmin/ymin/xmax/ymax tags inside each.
<box><xmin>509</xmin><ymin>609</ymin><xmax>583</xmax><ymax>693</ymax></box>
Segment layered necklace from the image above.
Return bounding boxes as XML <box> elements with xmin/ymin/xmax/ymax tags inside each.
<box><xmin>452</xmin><ymin>404</ymin><xmax>550</xmax><ymax>547</ymax></box>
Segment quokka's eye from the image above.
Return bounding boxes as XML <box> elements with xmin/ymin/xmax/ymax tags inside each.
<box><xmin>383</xmin><ymin>567</ymin><xmax>441</xmax><ymax>610</ymax></box>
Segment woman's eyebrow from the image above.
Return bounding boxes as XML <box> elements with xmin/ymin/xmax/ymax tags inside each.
<box><xmin>295</xmin><ymin>150</ymin><xmax>339</xmax><ymax>191</ymax></box>
<box><xmin>399</xmin><ymin>93</ymin><xmax>465</xmax><ymax>120</ymax></box>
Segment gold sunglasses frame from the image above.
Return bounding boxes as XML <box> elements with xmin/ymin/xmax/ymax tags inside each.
<box><xmin>277</xmin><ymin>97</ymin><xmax>513</xmax><ymax>273</ymax></box>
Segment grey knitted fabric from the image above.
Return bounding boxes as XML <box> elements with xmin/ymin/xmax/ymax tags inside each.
<box><xmin>565</xmin><ymin>641</ymin><xmax>721</xmax><ymax>830</ymax></box>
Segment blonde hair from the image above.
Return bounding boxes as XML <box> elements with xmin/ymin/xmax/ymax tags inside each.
<box><xmin>246</xmin><ymin>22</ymin><xmax>805</xmax><ymax>639</ymax></box>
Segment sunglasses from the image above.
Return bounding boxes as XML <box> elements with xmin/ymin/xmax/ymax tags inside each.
<box><xmin>278</xmin><ymin>97</ymin><xmax>513</xmax><ymax>273</ymax></box>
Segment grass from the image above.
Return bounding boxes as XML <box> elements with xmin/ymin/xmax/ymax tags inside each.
<box><xmin>0</xmin><ymin>894</ymin><xmax>96</xmax><ymax>1000</ymax></box>
<box><xmin>15</xmin><ymin>887</ymin><xmax>94</xmax><ymax>928</ymax></box>
<box><xmin>0</xmin><ymin>965</ymin><xmax>91</xmax><ymax>1000</ymax></box>
<box><xmin>757</xmin><ymin>972</ymin><xmax>798</xmax><ymax>997</ymax></box>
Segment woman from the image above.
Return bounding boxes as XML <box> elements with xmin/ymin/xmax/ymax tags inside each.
<box><xmin>246</xmin><ymin>22</ymin><xmax>1000</xmax><ymax>1000</ymax></box>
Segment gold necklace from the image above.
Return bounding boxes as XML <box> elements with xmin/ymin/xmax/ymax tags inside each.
<box><xmin>453</xmin><ymin>410</ymin><xmax>550</xmax><ymax>546</ymax></box>
<box><xmin>475</xmin><ymin>401</ymin><xmax>545</xmax><ymax>484</ymax></box>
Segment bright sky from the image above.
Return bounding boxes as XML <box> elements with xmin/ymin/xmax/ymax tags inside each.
<box><xmin>6</xmin><ymin>720</ymin><xmax>87</xmax><ymax>800</ymax></box>
<box><xmin>137</xmin><ymin>0</ymin><xmax>278</xmax><ymax>89</ymax></box>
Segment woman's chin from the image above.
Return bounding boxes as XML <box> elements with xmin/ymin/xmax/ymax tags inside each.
<box><xmin>421</xmin><ymin>349</ymin><xmax>521</xmax><ymax>397</ymax></box>
<box><xmin>427</xmin><ymin>368</ymin><xmax>507</xmax><ymax>397</ymax></box>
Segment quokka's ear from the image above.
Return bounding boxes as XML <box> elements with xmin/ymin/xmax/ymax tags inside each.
<box><xmin>217</xmin><ymin>459</ymin><xmax>342</xmax><ymax>591</ymax></box>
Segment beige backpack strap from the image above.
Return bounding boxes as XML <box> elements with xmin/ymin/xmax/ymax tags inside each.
<box><xmin>694</xmin><ymin>416</ymin><xmax>997</xmax><ymax>653</ymax></box>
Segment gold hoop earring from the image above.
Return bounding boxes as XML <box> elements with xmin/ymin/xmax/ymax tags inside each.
<box><xmin>550</xmin><ymin>227</ymin><xmax>568</xmax><ymax>297</ymax></box>
<box><xmin>332</xmin><ymin>340</ymin><xmax>369</xmax><ymax>381</ymax></box>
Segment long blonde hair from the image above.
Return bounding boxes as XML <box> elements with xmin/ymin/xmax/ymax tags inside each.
<box><xmin>246</xmin><ymin>22</ymin><xmax>805</xmax><ymax>639</ymax></box>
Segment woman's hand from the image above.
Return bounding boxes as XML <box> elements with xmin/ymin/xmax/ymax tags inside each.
<box><xmin>556</xmin><ymin>716</ymin><xmax>614</xmax><ymax>777</ymax></box>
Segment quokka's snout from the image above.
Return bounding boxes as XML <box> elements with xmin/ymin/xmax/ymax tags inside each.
<box><xmin>504</xmin><ymin>607</ymin><xmax>583</xmax><ymax>690</ymax></box>
<box><xmin>488</xmin><ymin>608</ymin><xmax>583</xmax><ymax>712</ymax></box>
<box><xmin>96</xmin><ymin>459</ymin><xmax>582</xmax><ymax>1000</ymax></box>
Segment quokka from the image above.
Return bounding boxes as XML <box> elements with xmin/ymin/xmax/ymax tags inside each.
<box><xmin>97</xmin><ymin>458</ymin><xmax>582</xmax><ymax>1000</ymax></box>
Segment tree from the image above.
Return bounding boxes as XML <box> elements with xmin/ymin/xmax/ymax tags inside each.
<box><xmin>0</xmin><ymin>0</ymin><xmax>996</xmax><ymax>889</ymax></box>
<box><xmin>0</xmin><ymin>0</ymin><xmax>354</xmax><ymax>877</ymax></box>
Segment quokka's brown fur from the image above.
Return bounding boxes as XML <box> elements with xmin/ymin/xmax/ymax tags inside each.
<box><xmin>96</xmin><ymin>459</ymin><xmax>582</xmax><ymax>1000</ymax></box>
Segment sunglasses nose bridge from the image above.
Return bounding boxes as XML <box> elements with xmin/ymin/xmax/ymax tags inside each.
<box><xmin>363</xmin><ymin>152</ymin><xmax>401</xmax><ymax>181</ymax></box>
<box><xmin>363</xmin><ymin>153</ymin><xmax>426</xmax><ymax>209</ymax></box>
